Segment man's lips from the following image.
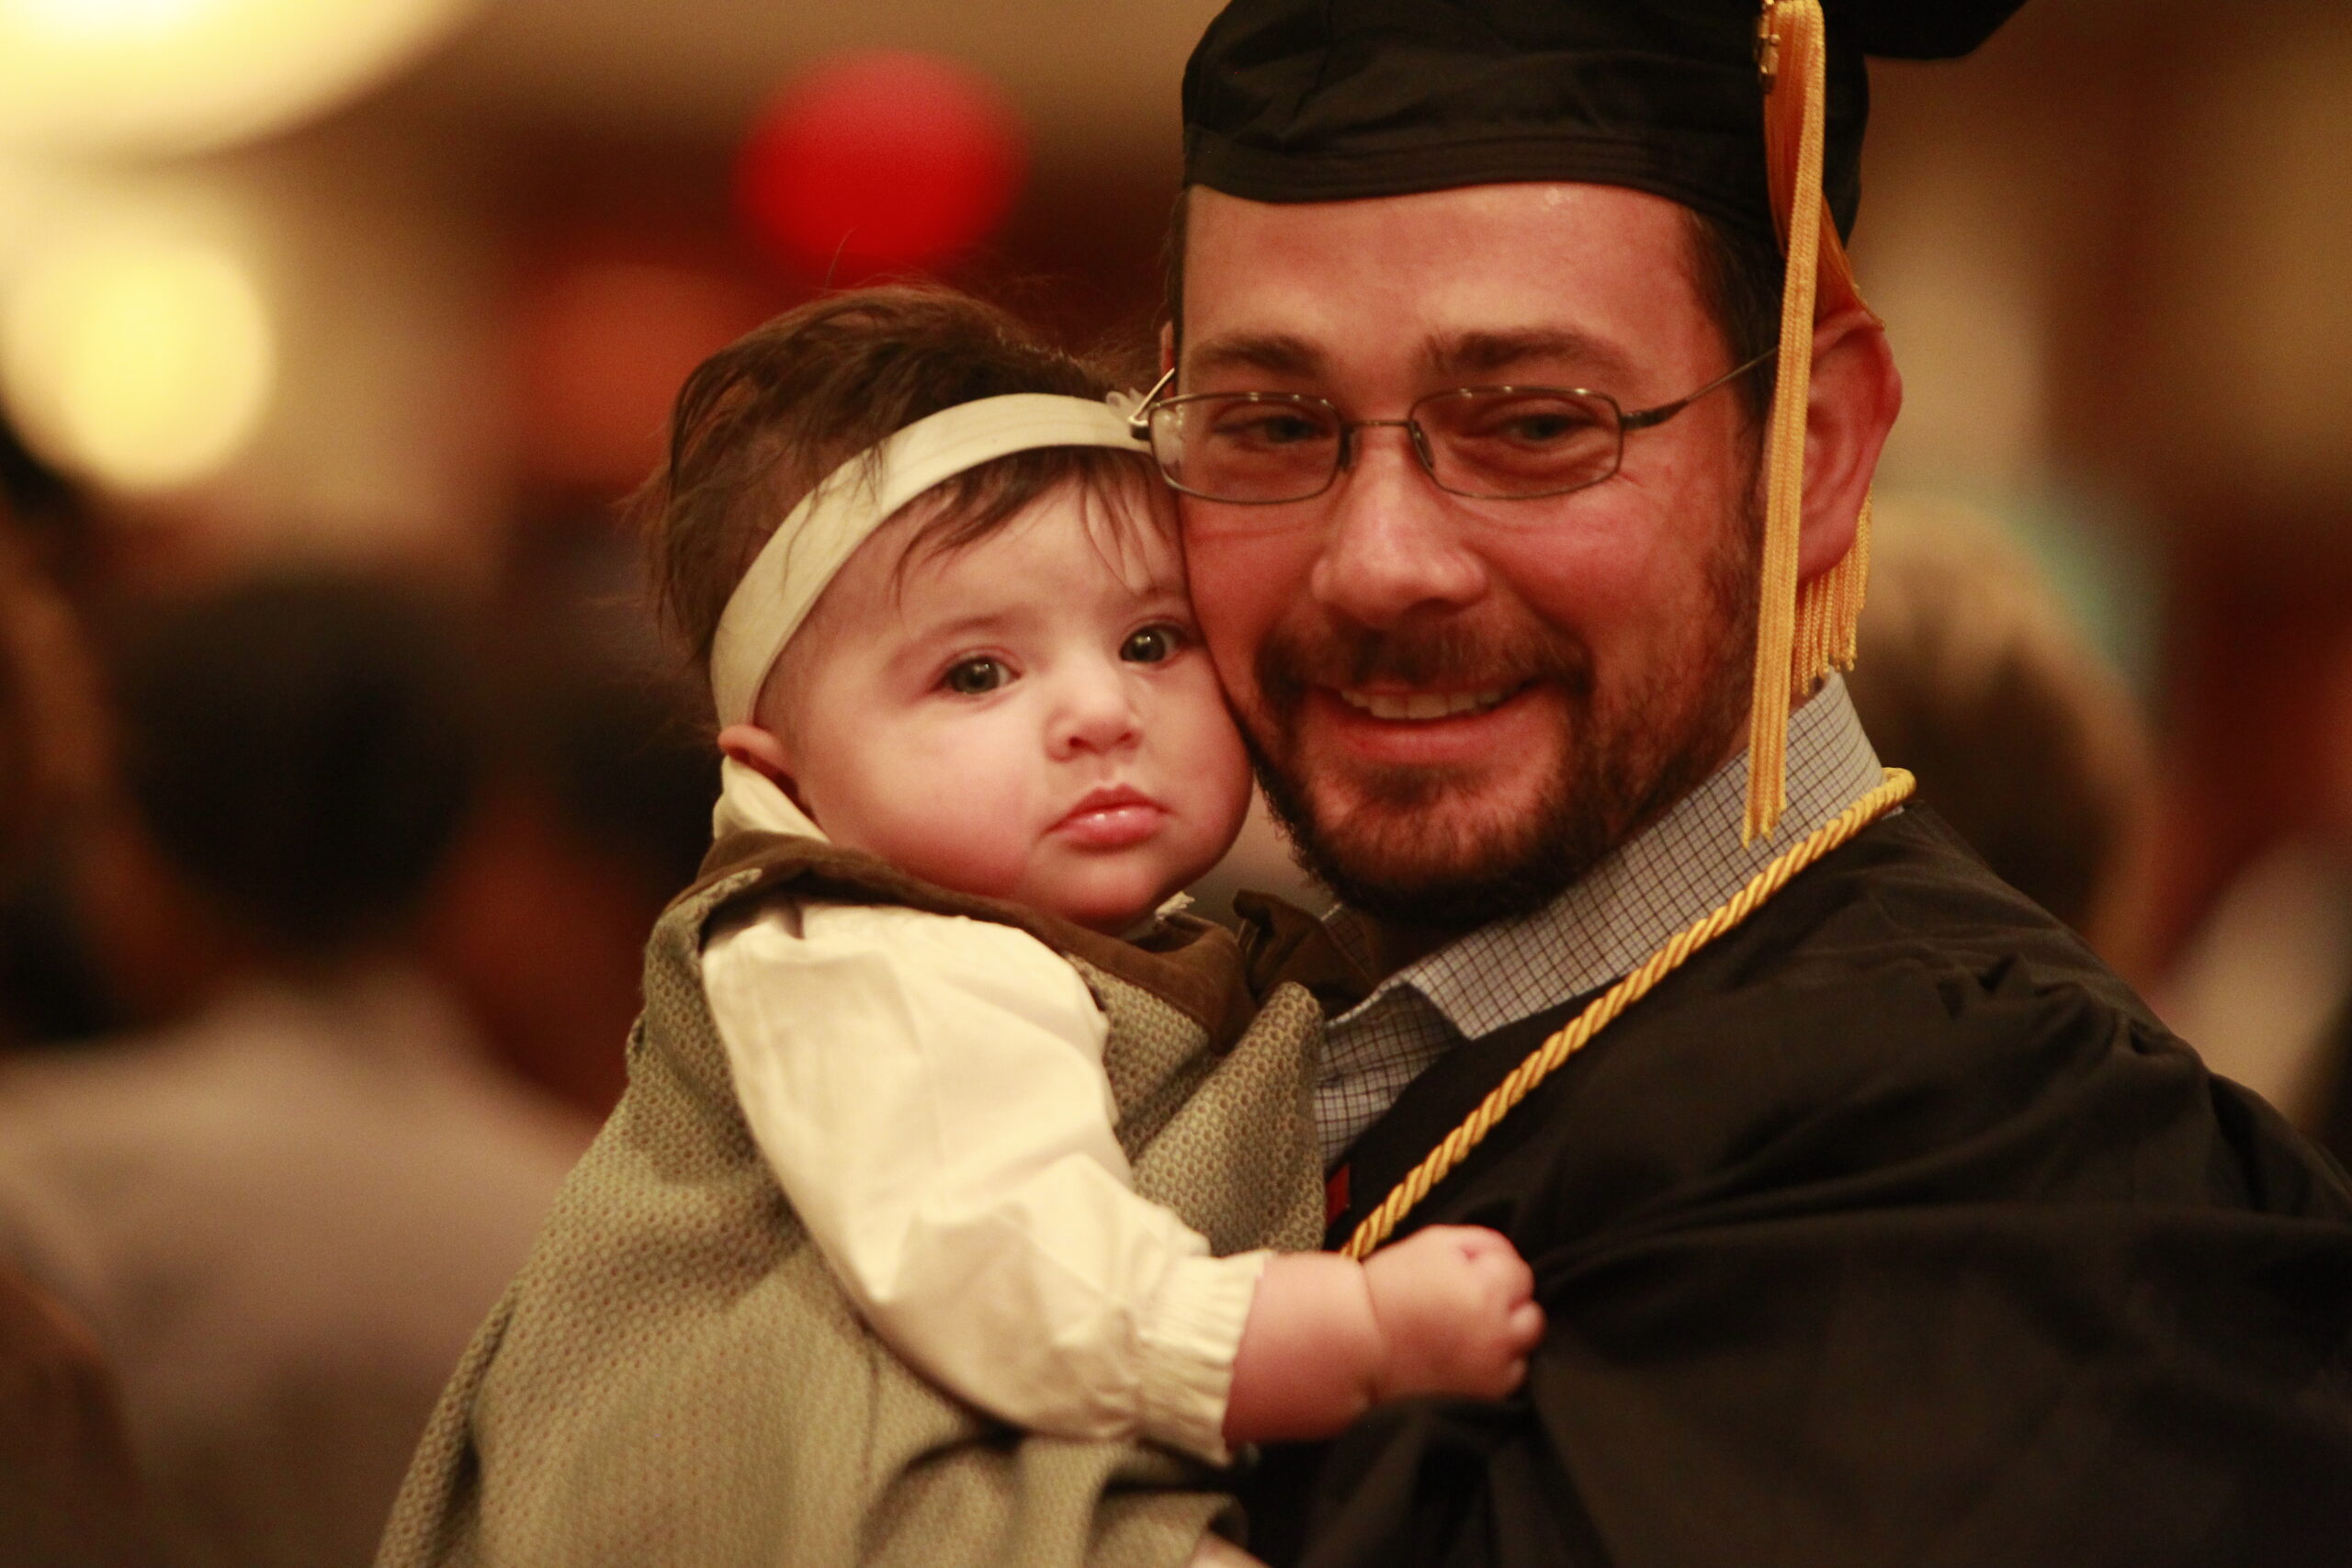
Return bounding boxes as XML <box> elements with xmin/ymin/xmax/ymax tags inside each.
<box><xmin>1052</xmin><ymin>784</ymin><xmax>1169</xmax><ymax>850</ymax></box>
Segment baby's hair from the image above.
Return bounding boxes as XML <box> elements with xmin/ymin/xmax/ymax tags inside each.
<box><xmin>630</xmin><ymin>285</ymin><xmax>1155</xmax><ymax>687</ymax></box>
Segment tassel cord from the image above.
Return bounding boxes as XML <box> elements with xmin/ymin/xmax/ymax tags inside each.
<box><xmin>1342</xmin><ymin>768</ymin><xmax>1917</xmax><ymax>1260</ymax></box>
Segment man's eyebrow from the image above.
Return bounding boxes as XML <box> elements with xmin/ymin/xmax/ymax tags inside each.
<box><xmin>1426</xmin><ymin>329</ymin><xmax>1634</xmax><ymax>385</ymax></box>
<box><xmin>1183</xmin><ymin>326</ymin><xmax>1638</xmax><ymax>388</ymax></box>
<box><xmin>1182</xmin><ymin>332</ymin><xmax>1328</xmax><ymax>380</ymax></box>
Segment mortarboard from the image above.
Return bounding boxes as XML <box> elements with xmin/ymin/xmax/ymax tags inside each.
<box><xmin>1182</xmin><ymin>0</ymin><xmax>2027</xmax><ymax>839</ymax></box>
<box><xmin>1184</xmin><ymin>0</ymin><xmax>2028</xmax><ymax>243</ymax></box>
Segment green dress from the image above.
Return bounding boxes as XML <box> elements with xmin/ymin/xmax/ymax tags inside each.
<box><xmin>377</xmin><ymin>832</ymin><xmax>1325</xmax><ymax>1568</ymax></box>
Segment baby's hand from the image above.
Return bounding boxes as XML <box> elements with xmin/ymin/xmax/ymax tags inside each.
<box><xmin>1361</xmin><ymin>1224</ymin><xmax>1544</xmax><ymax>1402</ymax></box>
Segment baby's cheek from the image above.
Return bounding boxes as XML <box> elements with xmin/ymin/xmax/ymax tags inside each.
<box><xmin>1186</xmin><ymin>672</ymin><xmax>1255</xmax><ymax>785</ymax></box>
<box><xmin>1164</xmin><ymin>679</ymin><xmax>1258</xmax><ymax>867</ymax></box>
<box><xmin>887</xmin><ymin>793</ymin><xmax>1036</xmax><ymax>898</ymax></box>
<box><xmin>827</xmin><ymin>761</ymin><xmax>1030</xmax><ymax>902</ymax></box>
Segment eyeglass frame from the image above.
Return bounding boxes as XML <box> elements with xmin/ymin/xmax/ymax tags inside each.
<box><xmin>1125</xmin><ymin>347</ymin><xmax>1777</xmax><ymax>505</ymax></box>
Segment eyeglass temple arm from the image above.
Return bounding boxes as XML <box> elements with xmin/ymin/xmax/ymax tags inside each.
<box><xmin>1127</xmin><ymin>367</ymin><xmax>1178</xmax><ymax>437</ymax></box>
<box><xmin>1618</xmin><ymin>348</ymin><xmax>1777</xmax><ymax>432</ymax></box>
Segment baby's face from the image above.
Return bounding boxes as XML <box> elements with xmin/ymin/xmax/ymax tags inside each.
<box><xmin>767</xmin><ymin>478</ymin><xmax>1253</xmax><ymax>933</ymax></box>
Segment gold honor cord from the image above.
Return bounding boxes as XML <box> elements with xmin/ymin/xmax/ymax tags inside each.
<box><xmin>1340</xmin><ymin>767</ymin><xmax>1917</xmax><ymax>1261</ymax></box>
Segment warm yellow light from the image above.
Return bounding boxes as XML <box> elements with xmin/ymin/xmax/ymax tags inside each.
<box><xmin>0</xmin><ymin>0</ymin><xmax>481</xmax><ymax>155</ymax></box>
<box><xmin>7</xmin><ymin>0</ymin><xmax>213</xmax><ymax>43</ymax></box>
<box><xmin>1</xmin><ymin>234</ymin><xmax>276</xmax><ymax>492</ymax></box>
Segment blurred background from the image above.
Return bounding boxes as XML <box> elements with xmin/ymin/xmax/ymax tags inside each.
<box><xmin>0</xmin><ymin>0</ymin><xmax>2346</xmax><ymax>1561</ymax></box>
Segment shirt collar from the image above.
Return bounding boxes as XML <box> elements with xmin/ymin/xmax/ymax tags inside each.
<box><xmin>1324</xmin><ymin>675</ymin><xmax>1885</xmax><ymax>1042</ymax></box>
<box><xmin>711</xmin><ymin>755</ymin><xmax>827</xmax><ymax>843</ymax></box>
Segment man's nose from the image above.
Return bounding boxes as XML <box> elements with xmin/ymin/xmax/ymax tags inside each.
<box><xmin>1048</xmin><ymin>661</ymin><xmax>1144</xmax><ymax>759</ymax></box>
<box><xmin>1308</xmin><ymin>426</ymin><xmax>1489</xmax><ymax>627</ymax></box>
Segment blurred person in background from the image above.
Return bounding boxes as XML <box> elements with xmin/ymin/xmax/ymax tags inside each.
<box><xmin>2159</xmin><ymin>631</ymin><xmax>2352</xmax><ymax>1138</ymax></box>
<box><xmin>1843</xmin><ymin>498</ymin><xmax>2158</xmax><ymax>977</ymax></box>
<box><xmin>0</xmin><ymin>572</ymin><xmax>588</xmax><ymax>1568</ymax></box>
<box><xmin>2176</xmin><ymin>628</ymin><xmax>2352</xmax><ymax>1163</ymax></box>
<box><xmin>420</xmin><ymin>531</ymin><xmax>717</xmax><ymax>1121</ymax></box>
<box><xmin>0</xmin><ymin>530</ymin><xmax>150</xmax><ymax>1567</ymax></box>
<box><xmin>0</xmin><ymin>419</ymin><xmax>124</xmax><ymax>1047</ymax></box>
<box><xmin>2312</xmin><ymin>635</ymin><xmax>2352</xmax><ymax>1166</ymax></box>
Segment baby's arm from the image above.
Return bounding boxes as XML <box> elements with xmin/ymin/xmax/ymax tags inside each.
<box><xmin>1222</xmin><ymin>1226</ymin><xmax>1544</xmax><ymax>1444</ymax></box>
<box><xmin>705</xmin><ymin>899</ymin><xmax>1266</xmax><ymax>1461</ymax></box>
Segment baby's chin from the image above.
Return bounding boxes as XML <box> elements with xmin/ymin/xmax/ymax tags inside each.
<box><xmin>1050</xmin><ymin>892</ymin><xmax>1181</xmax><ymax>937</ymax></box>
<box><xmin>1040</xmin><ymin>863</ymin><xmax>1213</xmax><ymax>936</ymax></box>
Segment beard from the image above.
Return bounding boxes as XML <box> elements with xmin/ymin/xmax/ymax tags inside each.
<box><xmin>1241</xmin><ymin>497</ymin><xmax>1761</xmax><ymax>936</ymax></box>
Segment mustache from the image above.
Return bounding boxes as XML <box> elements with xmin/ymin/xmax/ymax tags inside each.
<box><xmin>1254</xmin><ymin>617</ymin><xmax>1594</xmax><ymax>714</ymax></box>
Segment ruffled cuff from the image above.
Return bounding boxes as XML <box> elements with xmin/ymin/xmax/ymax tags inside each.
<box><xmin>1136</xmin><ymin>1249</ymin><xmax>1271</xmax><ymax>1465</ymax></box>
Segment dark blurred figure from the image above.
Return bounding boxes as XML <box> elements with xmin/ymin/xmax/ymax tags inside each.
<box><xmin>2319</xmin><ymin>1011</ymin><xmax>2352</xmax><ymax>1169</ymax></box>
<box><xmin>2301</xmin><ymin>639</ymin><xmax>2352</xmax><ymax>1168</ymax></box>
<box><xmin>0</xmin><ymin>533</ymin><xmax>149</xmax><ymax>1568</ymax></box>
<box><xmin>0</xmin><ymin>573</ymin><xmax>587</xmax><ymax>1568</ymax></box>
<box><xmin>420</xmin><ymin>534</ymin><xmax>716</xmax><ymax>1120</ymax></box>
<box><xmin>1846</xmin><ymin>499</ymin><xmax>2157</xmax><ymax>977</ymax></box>
<box><xmin>0</xmin><ymin>410</ymin><xmax>101</xmax><ymax>604</ymax></box>
<box><xmin>0</xmin><ymin>421</ymin><xmax>119</xmax><ymax>1045</ymax></box>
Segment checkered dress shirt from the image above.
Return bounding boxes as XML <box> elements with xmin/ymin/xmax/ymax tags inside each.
<box><xmin>1316</xmin><ymin>676</ymin><xmax>1887</xmax><ymax>1168</ymax></box>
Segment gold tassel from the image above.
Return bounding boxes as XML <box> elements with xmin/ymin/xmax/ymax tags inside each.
<box><xmin>1744</xmin><ymin>0</ymin><xmax>1823</xmax><ymax>843</ymax></box>
<box><xmin>1746</xmin><ymin>0</ymin><xmax>1878</xmax><ymax>841</ymax></box>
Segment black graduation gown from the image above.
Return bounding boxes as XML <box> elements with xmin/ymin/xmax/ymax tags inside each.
<box><xmin>1239</xmin><ymin>808</ymin><xmax>2352</xmax><ymax>1568</ymax></box>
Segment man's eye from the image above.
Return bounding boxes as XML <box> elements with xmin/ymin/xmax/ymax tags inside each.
<box><xmin>1458</xmin><ymin>397</ymin><xmax>1605</xmax><ymax>448</ymax></box>
<box><xmin>1211</xmin><ymin>409</ymin><xmax>1335</xmax><ymax>449</ymax></box>
<box><xmin>1120</xmin><ymin>625</ymin><xmax>1183</xmax><ymax>664</ymax></box>
<box><xmin>1500</xmin><ymin>412</ymin><xmax>1583</xmax><ymax>443</ymax></box>
<box><xmin>943</xmin><ymin>657</ymin><xmax>1010</xmax><ymax>694</ymax></box>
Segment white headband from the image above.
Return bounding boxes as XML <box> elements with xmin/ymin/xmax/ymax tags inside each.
<box><xmin>708</xmin><ymin>392</ymin><xmax>1148</xmax><ymax>728</ymax></box>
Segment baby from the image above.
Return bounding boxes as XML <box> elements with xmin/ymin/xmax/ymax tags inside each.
<box><xmin>693</xmin><ymin>290</ymin><xmax>1542</xmax><ymax>1472</ymax></box>
<box><xmin>379</xmin><ymin>287</ymin><xmax>1540</xmax><ymax>1568</ymax></box>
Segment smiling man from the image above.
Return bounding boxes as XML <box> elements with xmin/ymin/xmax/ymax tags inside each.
<box><xmin>1147</xmin><ymin>2</ymin><xmax>2352</xmax><ymax>1563</ymax></box>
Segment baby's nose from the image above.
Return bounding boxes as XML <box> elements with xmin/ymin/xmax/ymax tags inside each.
<box><xmin>1050</xmin><ymin>666</ymin><xmax>1143</xmax><ymax>756</ymax></box>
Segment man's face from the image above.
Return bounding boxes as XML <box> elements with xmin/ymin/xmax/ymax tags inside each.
<box><xmin>1177</xmin><ymin>182</ymin><xmax>1760</xmax><ymax>931</ymax></box>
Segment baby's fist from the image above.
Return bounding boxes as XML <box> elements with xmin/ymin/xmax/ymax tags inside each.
<box><xmin>1361</xmin><ymin>1224</ymin><xmax>1544</xmax><ymax>1402</ymax></box>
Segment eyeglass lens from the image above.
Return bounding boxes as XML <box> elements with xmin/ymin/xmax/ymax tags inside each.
<box><xmin>1149</xmin><ymin>389</ymin><xmax>1624</xmax><ymax>503</ymax></box>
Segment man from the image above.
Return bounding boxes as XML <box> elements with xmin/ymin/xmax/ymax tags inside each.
<box><xmin>1137</xmin><ymin>2</ymin><xmax>2352</xmax><ymax>1562</ymax></box>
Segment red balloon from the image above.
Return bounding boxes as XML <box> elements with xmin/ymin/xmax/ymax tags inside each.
<box><xmin>735</xmin><ymin>51</ymin><xmax>1027</xmax><ymax>282</ymax></box>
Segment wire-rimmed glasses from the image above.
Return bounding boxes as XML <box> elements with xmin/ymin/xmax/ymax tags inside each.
<box><xmin>1127</xmin><ymin>349</ymin><xmax>1774</xmax><ymax>507</ymax></box>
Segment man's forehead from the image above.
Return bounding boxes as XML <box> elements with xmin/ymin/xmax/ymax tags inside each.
<box><xmin>1187</xmin><ymin>178</ymin><xmax>1690</xmax><ymax>256</ymax></box>
<box><xmin>1181</xmin><ymin>182</ymin><xmax>1706</xmax><ymax>381</ymax></box>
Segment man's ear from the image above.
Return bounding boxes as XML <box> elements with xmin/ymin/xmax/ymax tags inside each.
<box><xmin>717</xmin><ymin>723</ymin><xmax>808</xmax><ymax>814</ymax></box>
<box><xmin>1159</xmin><ymin>321</ymin><xmax>1175</xmax><ymax>376</ymax></box>
<box><xmin>1796</xmin><ymin>305</ymin><xmax>1902</xmax><ymax>582</ymax></box>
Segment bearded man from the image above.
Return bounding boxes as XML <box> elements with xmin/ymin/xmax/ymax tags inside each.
<box><xmin>1136</xmin><ymin>2</ymin><xmax>2352</xmax><ymax>1562</ymax></box>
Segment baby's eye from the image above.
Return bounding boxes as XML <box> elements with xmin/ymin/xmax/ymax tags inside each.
<box><xmin>1120</xmin><ymin>625</ymin><xmax>1184</xmax><ymax>665</ymax></box>
<box><xmin>942</xmin><ymin>656</ymin><xmax>1011</xmax><ymax>694</ymax></box>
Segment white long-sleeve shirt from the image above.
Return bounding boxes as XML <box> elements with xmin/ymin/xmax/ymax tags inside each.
<box><xmin>700</xmin><ymin>761</ymin><xmax>1267</xmax><ymax>1463</ymax></box>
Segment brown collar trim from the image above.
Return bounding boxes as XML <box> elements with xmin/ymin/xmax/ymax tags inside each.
<box><xmin>1234</xmin><ymin>889</ymin><xmax>1376</xmax><ymax>1015</ymax></box>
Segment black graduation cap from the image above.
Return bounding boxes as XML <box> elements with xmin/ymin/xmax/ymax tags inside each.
<box><xmin>1182</xmin><ymin>0</ymin><xmax>2029</xmax><ymax>242</ymax></box>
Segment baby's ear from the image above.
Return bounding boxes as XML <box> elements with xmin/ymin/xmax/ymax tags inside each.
<box><xmin>717</xmin><ymin>723</ymin><xmax>808</xmax><ymax>810</ymax></box>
